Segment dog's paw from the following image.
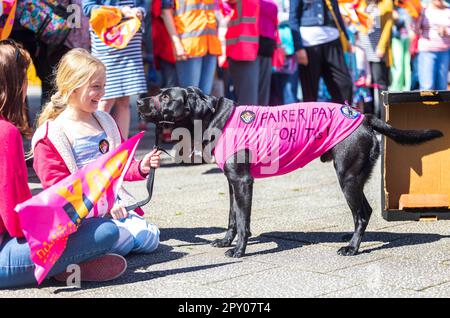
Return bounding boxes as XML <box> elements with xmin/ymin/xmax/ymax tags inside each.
<box><xmin>211</xmin><ymin>238</ymin><xmax>232</xmax><ymax>248</ymax></box>
<box><xmin>225</xmin><ymin>248</ymin><xmax>244</xmax><ymax>258</ymax></box>
<box><xmin>337</xmin><ymin>246</ymin><xmax>358</xmax><ymax>256</ymax></box>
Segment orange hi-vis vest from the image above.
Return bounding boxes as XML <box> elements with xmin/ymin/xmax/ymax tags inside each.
<box><xmin>174</xmin><ymin>0</ymin><xmax>222</xmax><ymax>57</ymax></box>
<box><xmin>225</xmin><ymin>0</ymin><xmax>260</xmax><ymax>61</ymax></box>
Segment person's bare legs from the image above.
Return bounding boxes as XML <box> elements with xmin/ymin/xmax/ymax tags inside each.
<box><xmin>98</xmin><ymin>96</ymin><xmax>131</xmax><ymax>139</ymax></box>
<box><xmin>99</xmin><ymin>98</ymin><xmax>116</xmax><ymax>113</ymax></box>
<box><xmin>112</xmin><ymin>96</ymin><xmax>131</xmax><ymax>139</ymax></box>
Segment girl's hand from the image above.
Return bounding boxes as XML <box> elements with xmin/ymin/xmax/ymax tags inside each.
<box><xmin>139</xmin><ymin>149</ymin><xmax>162</xmax><ymax>175</ymax></box>
<box><xmin>121</xmin><ymin>6</ymin><xmax>133</xmax><ymax>17</ymax></box>
<box><xmin>122</xmin><ymin>6</ymin><xmax>143</xmax><ymax>20</ymax></box>
<box><xmin>110</xmin><ymin>203</ymin><xmax>128</xmax><ymax>220</ymax></box>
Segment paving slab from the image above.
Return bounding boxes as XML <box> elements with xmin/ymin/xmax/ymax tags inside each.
<box><xmin>332</xmin><ymin>256</ymin><xmax>450</xmax><ymax>292</ymax></box>
<box><xmin>210</xmin><ymin>267</ymin><xmax>358</xmax><ymax>298</ymax></box>
<box><xmin>320</xmin><ymin>284</ymin><xmax>434</xmax><ymax>298</ymax></box>
<box><xmin>70</xmin><ymin>279</ymin><xmax>239</xmax><ymax>298</ymax></box>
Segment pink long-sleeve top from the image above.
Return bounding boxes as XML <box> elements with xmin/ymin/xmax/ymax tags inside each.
<box><xmin>0</xmin><ymin>119</ymin><xmax>32</xmax><ymax>238</ymax></box>
<box><xmin>259</xmin><ymin>0</ymin><xmax>278</xmax><ymax>40</ymax></box>
<box><xmin>416</xmin><ymin>6</ymin><xmax>450</xmax><ymax>52</ymax></box>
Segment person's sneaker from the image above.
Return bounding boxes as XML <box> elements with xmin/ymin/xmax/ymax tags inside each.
<box><xmin>53</xmin><ymin>253</ymin><xmax>127</xmax><ymax>282</ymax></box>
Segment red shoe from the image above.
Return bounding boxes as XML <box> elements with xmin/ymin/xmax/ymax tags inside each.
<box><xmin>53</xmin><ymin>253</ymin><xmax>127</xmax><ymax>283</ymax></box>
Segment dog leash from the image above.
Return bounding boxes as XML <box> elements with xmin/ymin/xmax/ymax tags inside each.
<box><xmin>124</xmin><ymin>124</ymin><xmax>169</xmax><ymax>212</ymax></box>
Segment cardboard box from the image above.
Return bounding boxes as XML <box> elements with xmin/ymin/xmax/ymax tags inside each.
<box><xmin>381</xmin><ymin>91</ymin><xmax>450</xmax><ymax>221</ymax></box>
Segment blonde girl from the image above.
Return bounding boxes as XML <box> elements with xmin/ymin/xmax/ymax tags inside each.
<box><xmin>32</xmin><ymin>48</ymin><xmax>161</xmax><ymax>258</ymax></box>
<box><xmin>1</xmin><ymin>40</ymin><xmax>126</xmax><ymax>287</ymax></box>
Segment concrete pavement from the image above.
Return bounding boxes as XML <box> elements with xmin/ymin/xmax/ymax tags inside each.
<box><xmin>1</xmin><ymin>89</ymin><xmax>449</xmax><ymax>298</ymax></box>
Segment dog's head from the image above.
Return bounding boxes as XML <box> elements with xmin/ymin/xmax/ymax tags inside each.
<box><xmin>137</xmin><ymin>86</ymin><xmax>217</xmax><ymax>125</ymax></box>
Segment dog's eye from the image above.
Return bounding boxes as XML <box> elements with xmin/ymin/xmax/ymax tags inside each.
<box><xmin>161</xmin><ymin>95</ymin><xmax>170</xmax><ymax>102</ymax></box>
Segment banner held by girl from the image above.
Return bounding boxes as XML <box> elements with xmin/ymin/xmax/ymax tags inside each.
<box><xmin>15</xmin><ymin>131</ymin><xmax>145</xmax><ymax>284</ymax></box>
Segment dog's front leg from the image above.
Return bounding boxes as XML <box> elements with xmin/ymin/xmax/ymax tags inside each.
<box><xmin>222</xmin><ymin>158</ymin><xmax>253</xmax><ymax>258</ymax></box>
<box><xmin>211</xmin><ymin>181</ymin><xmax>237</xmax><ymax>248</ymax></box>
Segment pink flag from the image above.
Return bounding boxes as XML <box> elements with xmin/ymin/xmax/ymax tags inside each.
<box><xmin>15</xmin><ymin>131</ymin><xmax>145</xmax><ymax>284</ymax></box>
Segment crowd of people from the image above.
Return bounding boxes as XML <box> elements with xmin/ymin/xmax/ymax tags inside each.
<box><xmin>3</xmin><ymin>0</ymin><xmax>449</xmax><ymax>138</ymax></box>
<box><xmin>0</xmin><ymin>0</ymin><xmax>449</xmax><ymax>289</ymax></box>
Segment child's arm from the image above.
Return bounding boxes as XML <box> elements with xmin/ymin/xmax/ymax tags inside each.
<box><xmin>138</xmin><ymin>149</ymin><xmax>162</xmax><ymax>175</ymax></box>
<box><xmin>0</xmin><ymin>126</ymin><xmax>32</xmax><ymax>238</ymax></box>
<box><xmin>161</xmin><ymin>7</ymin><xmax>188</xmax><ymax>60</ymax></box>
<box><xmin>33</xmin><ymin>140</ymin><xmax>71</xmax><ymax>189</ymax></box>
<box><xmin>124</xmin><ymin>159</ymin><xmax>147</xmax><ymax>181</ymax></box>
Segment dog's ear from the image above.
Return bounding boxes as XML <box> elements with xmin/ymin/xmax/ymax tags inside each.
<box><xmin>186</xmin><ymin>86</ymin><xmax>217</xmax><ymax>120</ymax></box>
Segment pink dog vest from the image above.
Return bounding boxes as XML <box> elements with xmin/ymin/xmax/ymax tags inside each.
<box><xmin>213</xmin><ymin>103</ymin><xmax>364</xmax><ymax>178</ymax></box>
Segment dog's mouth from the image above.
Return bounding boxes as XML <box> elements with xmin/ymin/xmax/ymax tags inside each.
<box><xmin>137</xmin><ymin>109</ymin><xmax>177</xmax><ymax>128</ymax></box>
<box><xmin>137</xmin><ymin>96</ymin><xmax>188</xmax><ymax>127</ymax></box>
<box><xmin>137</xmin><ymin>97</ymin><xmax>162</xmax><ymax>122</ymax></box>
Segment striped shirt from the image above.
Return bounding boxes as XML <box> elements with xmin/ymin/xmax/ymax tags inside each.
<box><xmin>358</xmin><ymin>3</ymin><xmax>382</xmax><ymax>62</ymax></box>
<box><xmin>91</xmin><ymin>0</ymin><xmax>148</xmax><ymax>99</ymax></box>
<box><xmin>416</xmin><ymin>6</ymin><xmax>450</xmax><ymax>52</ymax></box>
<box><xmin>71</xmin><ymin>131</ymin><xmax>108</xmax><ymax>169</ymax></box>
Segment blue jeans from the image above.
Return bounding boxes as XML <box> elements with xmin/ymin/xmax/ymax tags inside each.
<box><xmin>176</xmin><ymin>54</ymin><xmax>217</xmax><ymax>94</ymax></box>
<box><xmin>0</xmin><ymin>218</ymin><xmax>119</xmax><ymax>289</ymax></box>
<box><xmin>418</xmin><ymin>50</ymin><xmax>450</xmax><ymax>90</ymax></box>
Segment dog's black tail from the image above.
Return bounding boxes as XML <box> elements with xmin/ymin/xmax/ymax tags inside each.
<box><xmin>365</xmin><ymin>114</ymin><xmax>443</xmax><ymax>145</ymax></box>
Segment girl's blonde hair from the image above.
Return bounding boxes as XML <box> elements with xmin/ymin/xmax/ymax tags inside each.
<box><xmin>37</xmin><ymin>48</ymin><xmax>106</xmax><ymax>127</ymax></box>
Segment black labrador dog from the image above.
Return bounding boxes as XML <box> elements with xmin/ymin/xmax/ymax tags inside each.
<box><xmin>137</xmin><ymin>87</ymin><xmax>443</xmax><ymax>258</ymax></box>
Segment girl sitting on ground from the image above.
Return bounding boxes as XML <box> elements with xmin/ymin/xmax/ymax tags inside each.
<box><xmin>32</xmin><ymin>48</ymin><xmax>162</xmax><ymax>261</ymax></box>
<box><xmin>0</xmin><ymin>40</ymin><xmax>126</xmax><ymax>289</ymax></box>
